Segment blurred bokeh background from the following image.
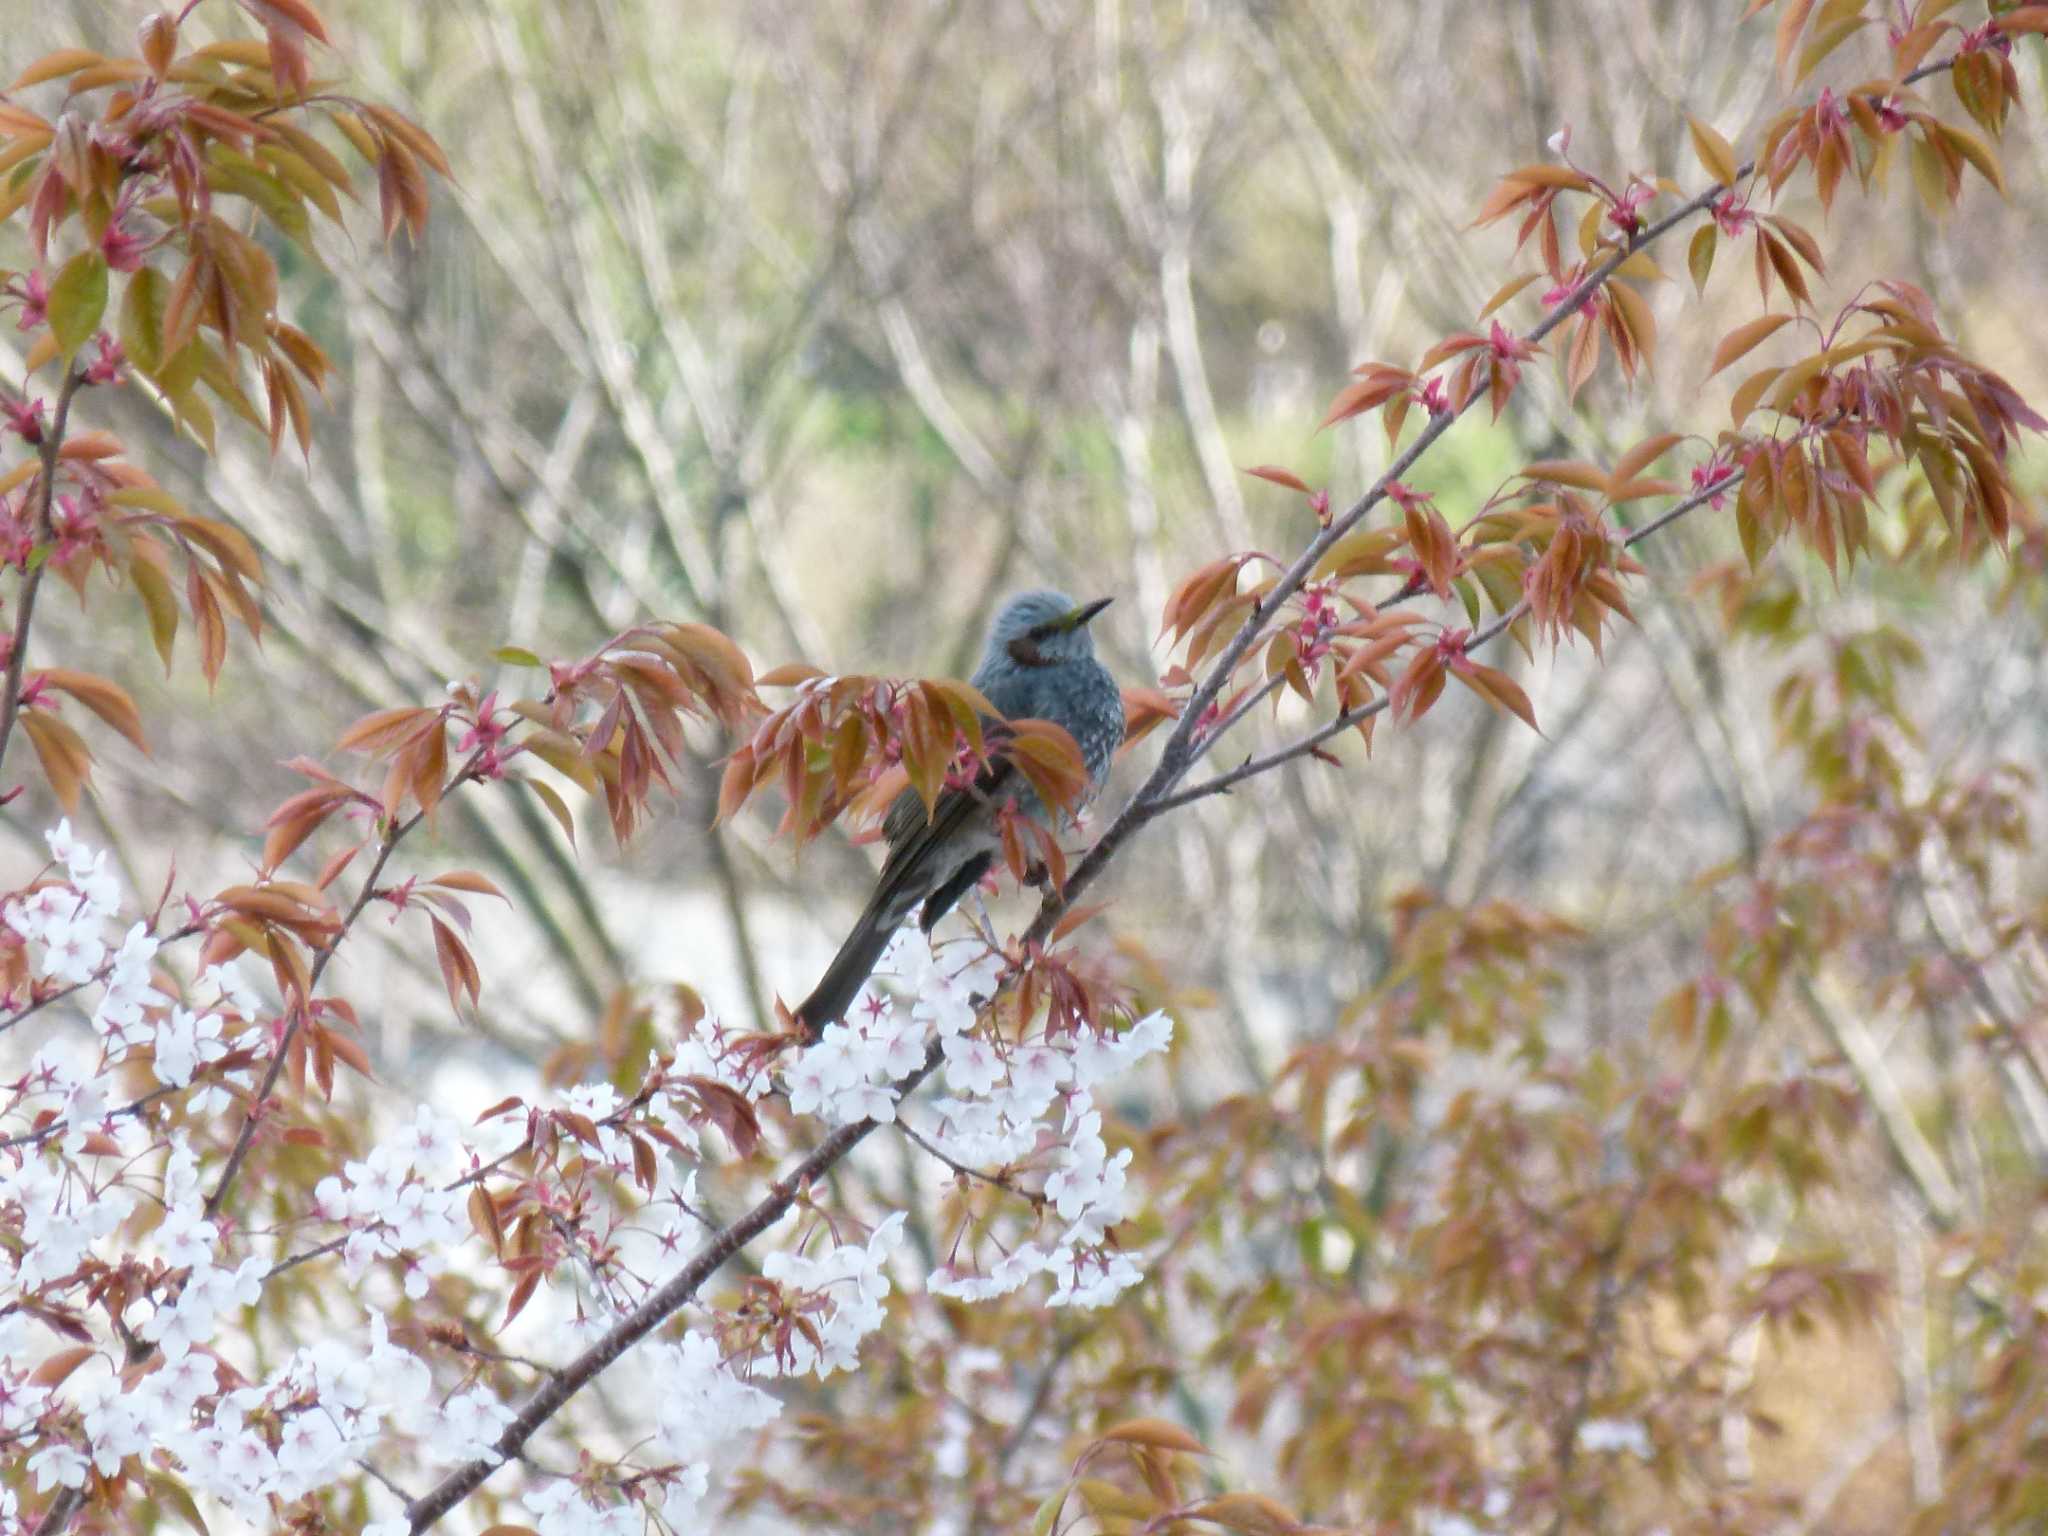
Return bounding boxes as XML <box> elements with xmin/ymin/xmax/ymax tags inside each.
<box><xmin>7</xmin><ymin>2</ymin><xmax>2048</xmax><ymax>1526</ymax></box>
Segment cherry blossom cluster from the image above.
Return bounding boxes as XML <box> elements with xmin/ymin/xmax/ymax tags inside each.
<box><xmin>313</xmin><ymin>1105</ymin><xmax>477</xmax><ymax>1298</ymax></box>
<box><xmin>782</xmin><ymin>931</ymin><xmax>1006</xmax><ymax>1124</ymax></box>
<box><xmin>756</xmin><ymin>1210</ymin><xmax>908</xmax><ymax>1378</ymax></box>
<box><xmin>2</xmin><ymin>1116</ymin><xmax>448</xmax><ymax>1523</ymax></box>
<box><xmin>781</xmin><ymin>929</ymin><xmax>1171</xmax><ymax>1310</ymax></box>
<box><xmin>1</xmin><ymin>822</ymin><xmax>259</xmax><ymax>1125</ymax></box>
<box><xmin>1</xmin><ymin>821</ymin><xmax>1174</xmax><ymax>1531</ymax></box>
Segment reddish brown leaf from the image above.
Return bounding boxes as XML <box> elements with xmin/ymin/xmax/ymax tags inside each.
<box><xmin>336</xmin><ymin>705</ymin><xmax>438</xmax><ymax>756</ymax></box>
<box><xmin>502</xmin><ymin>1269</ymin><xmax>540</xmax><ymax>1328</ymax></box>
<box><xmin>20</xmin><ymin>710</ymin><xmax>92</xmax><ymax>811</ymax></box>
<box><xmin>28</xmin><ymin>1345</ymin><xmax>98</xmax><ymax>1388</ymax></box>
<box><xmin>1242</xmin><ymin>464</ymin><xmax>1310</xmax><ymax>494</ymax></box>
<box><xmin>469</xmin><ymin>1185</ymin><xmax>504</xmax><ymax>1254</ymax></box>
<box><xmin>38</xmin><ymin>668</ymin><xmax>148</xmax><ymax>755</ymax></box>
<box><xmin>1097</xmin><ymin>1418</ymin><xmax>1210</xmax><ymax>1456</ymax></box>
<box><xmin>428</xmin><ymin>870</ymin><xmax>508</xmax><ymax>900</ymax></box>
<box><xmin>430</xmin><ymin>915</ymin><xmax>480</xmax><ymax>1015</ymax></box>
<box><xmin>1454</xmin><ymin>660</ymin><xmax>1542</xmax><ymax>735</ymax></box>
<box><xmin>1708</xmin><ymin>314</ymin><xmax>1793</xmax><ymax>379</ymax></box>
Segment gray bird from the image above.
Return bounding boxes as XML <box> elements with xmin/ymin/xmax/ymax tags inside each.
<box><xmin>794</xmin><ymin>590</ymin><xmax>1122</xmax><ymax>1037</ymax></box>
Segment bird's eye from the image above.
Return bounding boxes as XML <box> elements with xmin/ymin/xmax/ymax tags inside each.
<box><xmin>1027</xmin><ymin>623</ymin><xmax>1055</xmax><ymax>641</ymax></box>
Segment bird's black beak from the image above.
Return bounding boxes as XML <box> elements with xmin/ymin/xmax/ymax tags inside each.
<box><xmin>1064</xmin><ymin>596</ymin><xmax>1114</xmax><ymax>631</ymax></box>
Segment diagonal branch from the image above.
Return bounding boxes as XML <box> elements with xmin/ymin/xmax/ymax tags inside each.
<box><xmin>400</xmin><ymin>1045</ymin><xmax>942</xmax><ymax>1532</ymax></box>
<box><xmin>1143</xmin><ymin>466</ymin><xmax>1748</xmax><ymax>817</ymax></box>
<box><xmin>1025</xmin><ymin>51</ymin><xmax>1961</xmax><ymax>941</ymax></box>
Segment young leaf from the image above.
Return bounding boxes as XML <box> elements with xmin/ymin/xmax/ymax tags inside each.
<box><xmin>1187</xmin><ymin>1492</ymin><xmax>1302</xmax><ymax>1535</ymax></box>
<box><xmin>428</xmin><ymin>871</ymin><xmax>508</xmax><ymax>900</ymax></box>
<box><xmin>523</xmin><ymin>775</ymin><xmax>578</xmax><ymax>849</ymax></box>
<box><xmin>1242</xmin><ymin>464</ymin><xmax>1310</xmax><ymax>494</ymax></box>
<box><xmin>47</xmin><ymin>250</ymin><xmax>108</xmax><ymax>356</ymax></box>
<box><xmin>1687</xmin><ymin>115</ymin><xmax>1740</xmax><ymax>187</ymax></box>
<box><xmin>8</xmin><ymin>50</ymin><xmax>103</xmax><ymax>93</ymax></box>
<box><xmin>1454</xmin><ymin>660</ymin><xmax>1542</xmax><ymax>735</ymax></box>
<box><xmin>1522</xmin><ymin>461</ymin><xmax>1609</xmax><ymax>492</ymax></box>
<box><xmin>1609</xmin><ymin>281</ymin><xmax>1658</xmax><ymax>370</ymax></box>
<box><xmin>1708</xmin><ymin>314</ymin><xmax>1793</xmax><ymax>379</ymax></box>
<box><xmin>1478</xmin><ymin>271</ymin><xmax>1543</xmax><ymax>319</ymax></box>
<box><xmin>20</xmin><ymin>710</ymin><xmax>93</xmax><ymax>811</ymax></box>
<box><xmin>1937</xmin><ymin>122</ymin><xmax>2006</xmax><ymax>197</ymax></box>
<box><xmin>129</xmin><ymin>539</ymin><xmax>180</xmax><ymax>671</ymax></box>
<box><xmin>39</xmin><ymin>668</ymin><xmax>148</xmax><ymax>754</ymax></box>
<box><xmin>1612</xmin><ymin>432</ymin><xmax>1684</xmax><ymax>487</ymax></box>
<box><xmin>119</xmin><ymin>267</ymin><xmax>168</xmax><ymax>377</ymax></box>
<box><xmin>1688</xmin><ymin>224</ymin><xmax>1716</xmax><ymax>297</ymax></box>
<box><xmin>430</xmin><ymin>915</ymin><xmax>481</xmax><ymax>1015</ymax></box>
<box><xmin>1097</xmin><ymin>1418</ymin><xmax>1210</xmax><ymax>1456</ymax></box>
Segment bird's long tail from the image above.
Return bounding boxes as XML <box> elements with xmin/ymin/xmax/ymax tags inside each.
<box><xmin>794</xmin><ymin>899</ymin><xmax>897</xmax><ymax>1039</ymax></box>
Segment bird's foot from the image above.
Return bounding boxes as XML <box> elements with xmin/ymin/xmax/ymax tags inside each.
<box><xmin>963</xmin><ymin>889</ymin><xmax>1003</xmax><ymax>951</ymax></box>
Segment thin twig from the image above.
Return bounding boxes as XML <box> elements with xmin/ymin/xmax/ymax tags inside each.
<box><xmin>0</xmin><ymin>1084</ymin><xmax>180</xmax><ymax>1152</ymax></box>
<box><xmin>0</xmin><ymin>369</ymin><xmax>85</xmax><ymax>776</ymax></box>
<box><xmin>205</xmin><ymin>752</ymin><xmax>488</xmax><ymax>1221</ymax></box>
<box><xmin>897</xmin><ymin>1117</ymin><xmax>1026</xmax><ymax>1196</ymax></box>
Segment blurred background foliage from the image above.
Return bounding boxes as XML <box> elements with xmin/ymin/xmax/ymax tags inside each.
<box><xmin>6</xmin><ymin>1</ymin><xmax>2048</xmax><ymax>1526</ymax></box>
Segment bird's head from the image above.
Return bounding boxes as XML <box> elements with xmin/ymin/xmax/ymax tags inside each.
<box><xmin>983</xmin><ymin>589</ymin><xmax>1112</xmax><ymax>671</ymax></box>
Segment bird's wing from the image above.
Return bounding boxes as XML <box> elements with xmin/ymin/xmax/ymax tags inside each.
<box><xmin>874</xmin><ymin>717</ymin><xmax>1034</xmax><ymax>896</ymax></box>
<box><xmin>869</xmin><ymin>655</ymin><xmax>1053</xmax><ymax>915</ymax></box>
<box><xmin>881</xmin><ymin>749</ymin><xmax>1016</xmax><ymax>862</ymax></box>
<box><xmin>879</xmin><ymin>684</ymin><xmax>1025</xmax><ymax>849</ymax></box>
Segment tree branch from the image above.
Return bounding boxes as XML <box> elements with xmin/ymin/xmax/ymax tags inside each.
<box><xmin>1143</xmin><ymin>465</ymin><xmax>1748</xmax><ymax>818</ymax></box>
<box><xmin>1023</xmin><ymin>52</ymin><xmax>1962</xmax><ymax>944</ymax></box>
<box><xmin>401</xmin><ymin>1044</ymin><xmax>941</xmax><ymax>1532</ymax></box>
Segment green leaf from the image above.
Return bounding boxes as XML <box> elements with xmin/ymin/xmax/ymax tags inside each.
<box><xmin>132</xmin><ymin>553</ymin><xmax>179</xmax><ymax>671</ymax></box>
<box><xmin>170</xmin><ymin>383</ymin><xmax>217</xmax><ymax>453</ymax></box>
<box><xmin>193</xmin><ymin>341</ymin><xmax>265</xmax><ymax>432</ymax></box>
<box><xmin>1454</xmin><ymin>576</ymin><xmax>1480</xmax><ymax>626</ymax></box>
<box><xmin>1298</xmin><ymin>1215</ymin><xmax>1326</xmax><ymax>1272</ymax></box>
<box><xmin>1686</xmin><ymin>115</ymin><xmax>1739</xmax><ymax>187</ymax></box>
<box><xmin>147</xmin><ymin>1473</ymin><xmax>210</xmax><ymax>1536</ymax></box>
<box><xmin>523</xmin><ymin>775</ymin><xmax>577</xmax><ymax>850</ymax></box>
<box><xmin>1907</xmin><ymin>133</ymin><xmax>1950</xmax><ymax>219</ymax></box>
<box><xmin>1027</xmin><ymin>1485</ymin><xmax>1071</xmax><ymax>1536</ymax></box>
<box><xmin>48</xmin><ymin>249</ymin><xmax>108</xmax><ymax>356</ymax></box>
<box><xmin>1795</xmin><ymin>14</ymin><xmax>1866</xmax><ymax>81</ymax></box>
<box><xmin>206</xmin><ymin>145</ymin><xmax>315</xmax><ymax>251</ymax></box>
<box><xmin>119</xmin><ymin>266</ymin><xmax>167</xmax><ymax>378</ymax></box>
<box><xmin>1687</xmin><ymin>224</ymin><xmax>1716</xmax><ymax>298</ymax></box>
<box><xmin>493</xmin><ymin>646</ymin><xmax>543</xmax><ymax>667</ymax></box>
<box><xmin>157</xmin><ymin>339</ymin><xmax>203</xmax><ymax>398</ymax></box>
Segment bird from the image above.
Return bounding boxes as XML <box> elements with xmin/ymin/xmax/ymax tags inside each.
<box><xmin>794</xmin><ymin>590</ymin><xmax>1122</xmax><ymax>1038</ymax></box>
